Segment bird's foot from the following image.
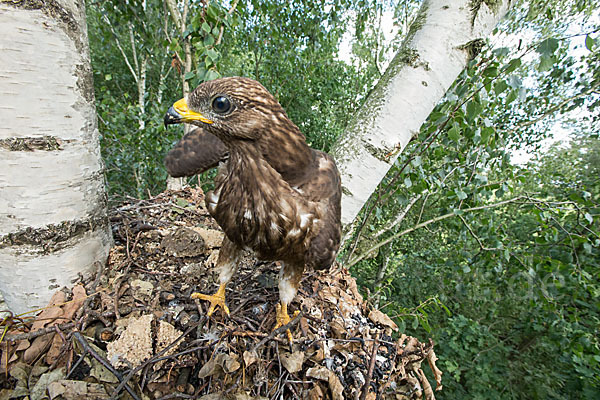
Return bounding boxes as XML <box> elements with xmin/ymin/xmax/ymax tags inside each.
<box><xmin>191</xmin><ymin>283</ymin><xmax>229</xmax><ymax>316</ymax></box>
<box><xmin>274</xmin><ymin>303</ymin><xmax>299</xmax><ymax>345</ymax></box>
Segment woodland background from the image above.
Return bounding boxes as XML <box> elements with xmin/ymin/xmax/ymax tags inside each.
<box><xmin>87</xmin><ymin>0</ymin><xmax>599</xmax><ymax>398</ymax></box>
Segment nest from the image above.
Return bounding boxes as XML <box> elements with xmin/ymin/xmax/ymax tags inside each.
<box><xmin>1</xmin><ymin>188</ymin><xmax>442</xmax><ymax>400</ymax></box>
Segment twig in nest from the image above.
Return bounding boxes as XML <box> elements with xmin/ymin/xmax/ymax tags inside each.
<box><xmin>109</xmin><ymin>321</ymin><xmax>202</xmax><ymax>400</ymax></box>
<box><xmin>251</xmin><ymin>311</ymin><xmax>303</xmax><ymax>352</ymax></box>
<box><xmin>4</xmin><ymin>307</ymin><xmax>145</xmax><ymax>342</ymax></box>
<box><xmin>360</xmin><ymin>331</ymin><xmax>380</xmax><ymax>400</ymax></box>
<box><xmin>79</xmin><ymin>261</ymin><xmax>104</xmax><ymax>330</ymax></box>
<box><xmin>72</xmin><ymin>332</ymin><xmax>141</xmax><ymax>400</ymax></box>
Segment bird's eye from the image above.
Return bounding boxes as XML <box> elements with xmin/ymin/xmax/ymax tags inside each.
<box><xmin>212</xmin><ymin>96</ymin><xmax>231</xmax><ymax>114</ymax></box>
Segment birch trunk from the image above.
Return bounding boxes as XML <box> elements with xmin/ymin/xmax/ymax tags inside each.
<box><xmin>0</xmin><ymin>0</ymin><xmax>112</xmax><ymax>314</ymax></box>
<box><xmin>331</xmin><ymin>0</ymin><xmax>511</xmax><ymax>225</ymax></box>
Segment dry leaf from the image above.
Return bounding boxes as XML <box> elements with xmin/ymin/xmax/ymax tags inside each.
<box><xmin>368</xmin><ymin>309</ymin><xmax>398</xmax><ymax>331</ymax></box>
<box><xmin>306</xmin><ymin>366</ymin><xmax>329</xmax><ymax>381</ymax></box>
<box><xmin>197</xmin><ymin>353</ymin><xmax>239</xmax><ymax>378</ymax></box>
<box><xmin>30</xmin><ymin>367</ymin><xmax>65</xmax><ymax>400</ymax></box>
<box><xmin>198</xmin><ymin>354</ymin><xmax>224</xmax><ymax>379</ymax></box>
<box><xmin>47</xmin><ymin>379</ymin><xmax>109</xmax><ymax>399</ymax></box>
<box><xmin>224</xmin><ymin>353</ymin><xmax>240</xmax><ymax>373</ymax></box>
<box><xmin>308</xmin><ymin>383</ymin><xmax>325</xmax><ymax>400</ymax></box>
<box><xmin>327</xmin><ymin>370</ymin><xmax>344</xmax><ymax>400</ymax></box>
<box><xmin>24</xmin><ymin>292</ymin><xmax>66</xmax><ymax>364</ymax></box>
<box><xmin>62</xmin><ymin>285</ymin><xmax>87</xmax><ymax>319</ymax></box>
<box><xmin>427</xmin><ymin>349</ymin><xmax>443</xmax><ymax>391</ymax></box>
<box><xmin>192</xmin><ymin>227</ymin><xmax>224</xmax><ymax>248</ymax></box>
<box><xmin>243</xmin><ymin>350</ymin><xmax>259</xmax><ymax>367</ymax></box>
<box><xmin>280</xmin><ymin>351</ymin><xmax>304</xmax><ymax>374</ymax></box>
<box><xmin>130</xmin><ymin>279</ymin><xmax>154</xmax><ymax>300</ymax></box>
<box><xmin>232</xmin><ymin>391</ymin><xmax>267</xmax><ymax>400</ymax></box>
<box><xmin>306</xmin><ymin>365</ymin><xmax>344</xmax><ymax>400</ymax></box>
<box><xmin>30</xmin><ymin>291</ymin><xmax>66</xmax><ymax>331</ymax></box>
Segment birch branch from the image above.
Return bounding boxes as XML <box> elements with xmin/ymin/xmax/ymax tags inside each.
<box><xmin>215</xmin><ymin>0</ymin><xmax>240</xmax><ymax>46</ymax></box>
<box><xmin>373</xmin><ymin>194</ymin><xmax>422</xmax><ymax>239</ymax></box>
<box><xmin>101</xmin><ymin>14</ymin><xmax>138</xmax><ymax>83</ymax></box>
<box><xmin>165</xmin><ymin>0</ymin><xmax>182</xmax><ymax>29</ymax></box>
<box><xmin>503</xmin><ymin>81</ymin><xmax>600</xmax><ymax>135</ymax></box>
<box><xmin>129</xmin><ymin>24</ymin><xmax>140</xmax><ymax>77</ymax></box>
<box><xmin>348</xmin><ymin>196</ymin><xmax>528</xmax><ymax>267</ymax></box>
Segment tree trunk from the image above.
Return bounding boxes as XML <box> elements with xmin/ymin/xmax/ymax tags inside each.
<box><xmin>331</xmin><ymin>0</ymin><xmax>511</xmax><ymax>225</ymax></box>
<box><xmin>0</xmin><ymin>0</ymin><xmax>112</xmax><ymax>314</ymax></box>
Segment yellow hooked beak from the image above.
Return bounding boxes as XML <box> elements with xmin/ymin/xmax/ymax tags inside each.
<box><xmin>164</xmin><ymin>98</ymin><xmax>214</xmax><ymax>127</ymax></box>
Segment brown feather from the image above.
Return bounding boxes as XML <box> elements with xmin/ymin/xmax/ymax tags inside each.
<box><xmin>164</xmin><ymin>128</ymin><xmax>228</xmax><ymax>177</ymax></box>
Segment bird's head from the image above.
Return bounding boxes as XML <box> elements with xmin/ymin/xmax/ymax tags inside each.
<box><xmin>164</xmin><ymin>77</ymin><xmax>293</xmax><ymax>142</ymax></box>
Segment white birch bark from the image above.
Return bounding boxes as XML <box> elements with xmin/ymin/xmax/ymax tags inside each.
<box><xmin>331</xmin><ymin>0</ymin><xmax>511</xmax><ymax>225</ymax></box>
<box><xmin>0</xmin><ymin>0</ymin><xmax>112</xmax><ymax>314</ymax></box>
<box><xmin>165</xmin><ymin>0</ymin><xmax>189</xmax><ymax>191</ymax></box>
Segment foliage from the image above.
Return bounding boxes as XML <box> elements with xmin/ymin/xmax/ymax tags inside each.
<box><xmin>345</xmin><ymin>0</ymin><xmax>600</xmax><ymax>398</ymax></box>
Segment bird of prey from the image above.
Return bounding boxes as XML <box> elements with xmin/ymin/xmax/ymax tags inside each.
<box><xmin>164</xmin><ymin>77</ymin><xmax>342</xmax><ymax>342</ymax></box>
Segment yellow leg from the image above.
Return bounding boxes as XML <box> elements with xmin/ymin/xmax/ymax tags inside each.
<box><xmin>274</xmin><ymin>302</ymin><xmax>299</xmax><ymax>344</ymax></box>
<box><xmin>192</xmin><ymin>283</ymin><xmax>229</xmax><ymax>316</ymax></box>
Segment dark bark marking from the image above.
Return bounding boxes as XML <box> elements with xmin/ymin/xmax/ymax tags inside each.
<box><xmin>0</xmin><ymin>136</ymin><xmax>65</xmax><ymax>151</ymax></box>
<box><xmin>0</xmin><ymin>215</ymin><xmax>109</xmax><ymax>254</ymax></box>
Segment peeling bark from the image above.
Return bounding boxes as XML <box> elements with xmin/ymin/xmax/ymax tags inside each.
<box><xmin>0</xmin><ymin>0</ymin><xmax>112</xmax><ymax>313</ymax></box>
<box><xmin>331</xmin><ymin>0</ymin><xmax>511</xmax><ymax>225</ymax></box>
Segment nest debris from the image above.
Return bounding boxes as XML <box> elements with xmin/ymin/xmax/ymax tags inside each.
<box><xmin>1</xmin><ymin>188</ymin><xmax>442</xmax><ymax>400</ymax></box>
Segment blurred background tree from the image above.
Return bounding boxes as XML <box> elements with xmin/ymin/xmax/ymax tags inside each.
<box><xmin>86</xmin><ymin>0</ymin><xmax>599</xmax><ymax>398</ymax></box>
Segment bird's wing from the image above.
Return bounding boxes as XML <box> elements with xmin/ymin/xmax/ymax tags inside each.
<box><xmin>164</xmin><ymin>128</ymin><xmax>229</xmax><ymax>177</ymax></box>
<box><xmin>300</xmin><ymin>151</ymin><xmax>342</xmax><ymax>270</ymax></box>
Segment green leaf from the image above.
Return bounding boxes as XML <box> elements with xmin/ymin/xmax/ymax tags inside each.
<box><xmin>404</xmin><ymin>176</ymin><xmax>412</xmax><ymax>188</ymax></box>
<box><xmin>494</xmin><ymin>80</ymin><xmax>508</xmax><ymax>95</ymax></box>
<box><xmin>204</xmin><ymin>35</ymin><xmax>215</xmax><ymax>46</ymax></box>
<box><xmin>585</xmin><ymin>35</ymin><xmax>595</xmax><ymax>51</ymax></box>
<box><xmin>202</xmin><ymin>22</ymin><xmax>211</xmax><ymax>33</ymax></box>
<box><xmin>411</xmin><ymin>316</ymin><xmax>419</xmax><ymax>329</ymax></box>
<box><xmin>466</xmin><ymin>101</ymin><xmax>482</xmax><ymax>121</ymax></box>
<box><xmin>483</xmin><ymin>66</ymin><xmax>498</xmax><ymax>77</ymax></box>
<box><xmin>207</xmin><ymin>48</ymin><xmax>219</xmax><ymax>62</ymax></box>
<box><xmin>492</xmin><ymin>47</ymin><xmax>510</xmax><ymax>57</ymax></box>
<box><xmin>448</xmin><ymin>126</ymin><xmax>460</xmax><ymax>142</ymax></box>
<box><xmin>538</xmin><ymin>55</ymin><xmax>556</xmax><ymax>72</ymax></box>
<box><xmin>184</xmin><ymin>71</ymin><xmax>195</xmax><ymax>80</ymax></box>
<box><xmin>411</xmin><ymin>156</ymin><xmax>422</xmax><ymax>167</ymax></box>
<box><xmin>206</xmin><ymin>3</ymin><xmax>219</xmax><ymax>20</ymax></box>
<box><xmin>504</xmin><ymin>58</ymin><xmax>521</xmax><ymax>73</ymax></box>
<box><xmin>506</xmin><ymin>90</ymin><xmax>518</xmax><ymax>104</ymax></box>
<box><xmin>481</xmin><ymin>127</ymin><xmax>494</xmax><ymax>143</ymax></box>
<box><xmin>456</xmin><ymin>190</ymin><xmax>467</xmax><ymax>200</ymax></box>
<box><xmin>205</xmin><ymin>69</ymin><xmax>220</xmax><ymax>81</ymax></box>
<box><xmin>537</xmin><ymin>37</ymin><xmax>559</xmax><ymax>56</ymax></box>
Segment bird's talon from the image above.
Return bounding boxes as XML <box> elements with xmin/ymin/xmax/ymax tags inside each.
<box><xmin>274</xmin><ymin>303</ymin><xmax>296</xmax><ymax>345</ymax></box>
<box><xmin>191</xmin><ymin>284</ymin><xmax>229</xmax><ymax>316</ymax></box>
